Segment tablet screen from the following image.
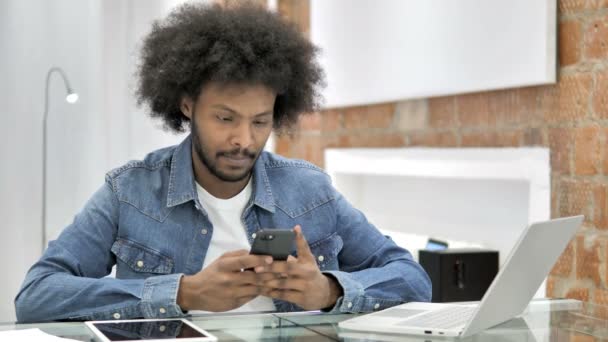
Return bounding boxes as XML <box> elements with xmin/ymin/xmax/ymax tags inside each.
<box><xmin>92</xmin><ymin>319</ymin><xmax>209</xmax><ymax>340</ymax></box>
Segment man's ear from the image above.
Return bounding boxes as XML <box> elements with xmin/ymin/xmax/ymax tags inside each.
<box><xmin>180</xmin><ymin>96</ymin><xmax>194</xmax><ymax>119</ymax></box>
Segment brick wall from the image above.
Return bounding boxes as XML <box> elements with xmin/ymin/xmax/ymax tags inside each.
<box><xmin>277</xmin><ymin>0</ymin><xmax>608</xmax><ymax>304</ymax></box>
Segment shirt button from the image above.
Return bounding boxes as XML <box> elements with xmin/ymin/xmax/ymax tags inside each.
<box><xmin>159</xmin><ymin>325</ymin><xmax>166</xmax><ymax>332</ymax></box>
<box><xmin>136</xmin><ymin>260</ymin><xmax>144</xmax><ymax>268</ymax></box>
<box><xmin>201</xmin><ymin>228</ymin><xmax>208</xmax><ymax>235</ymax></box>
<box><xmin>374</xmin><ymin>303</ymin><xmax>380</xmax><ymax>310</ymax></box>
<box><xmin>159</xmin><ymin>307</ymin><xmax>166</xmax><ymax>314</ymax></box>
<box><xmin>252</xmin><ymin>233</ymin><xmax>257</xmax><ymax>239</ymax></box>
<box><xmin>347</xmin><ymin>302</ymin><xmax>353</xmax><ymax>309</ymax></box>
<box><xmin>113</xmin><ymin>313</ymin><xmax>121</xmax><ymax>319</ymax></box>
<box><xmin>317</xmin><ymin>255</ymin><xmax>325</xmax><ymax>262</ymax></box>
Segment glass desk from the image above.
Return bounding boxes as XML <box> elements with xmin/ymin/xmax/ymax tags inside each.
<box><xmin>1</xmin><ymin>299</ymin><xmax>607</xmax><ymax>341</ymax></box>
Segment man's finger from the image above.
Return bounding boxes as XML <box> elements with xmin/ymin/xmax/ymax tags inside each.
<box><xmin>237</xmin><ymin>270</ymin><xmax>280</xmax><ymax>285</ymax></box>
<box><xmin>293</xmin><ymin>225</ymin><xmax>315</xmax><ymax>263</ymax></box>
<box><xmin>255</xmin><ymin>260</ymin><xmax>296</xmax><ymax>275</ymax></box>
<box><xmin>262</xmin><ymin>288</ymin><xmax>304</xmax><ymax>305</ymax></box>
<box><xmin>263</xmin><ymin>278</ymin><xmax>306</xmax><ymax>291</ymax></box>
<box><xmin>221</xmin><ymin>249</ymin><xmax>249</xmax><ymax>258</ymax></box>
<box><xmin>219</xmin><ymin>254</ymin><xmax>273</xmax><ymax>271</ymax></box>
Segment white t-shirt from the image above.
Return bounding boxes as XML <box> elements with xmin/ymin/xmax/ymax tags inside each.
<box><xmin>189</xmin><ymin>178</ymin><xmax>276</xmax><ymax>314</ymax></box>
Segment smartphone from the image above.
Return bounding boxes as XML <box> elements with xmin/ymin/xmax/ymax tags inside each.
<box><xmin>250</xmin><ymin>229</ymin><xmax>295</xmax><ymax>260</ymax></box>
<box><xmin>85</xmin><ymin>318</ymin><xmax>216</xmax><ymax>341</ymax></box>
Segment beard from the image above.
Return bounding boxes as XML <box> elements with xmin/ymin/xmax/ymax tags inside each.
<box><xmin>191</xmin><ymin>116</ymin><xmax>259</xmax><ymax>183</ymax></box>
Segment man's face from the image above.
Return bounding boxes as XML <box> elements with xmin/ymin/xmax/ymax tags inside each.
<box><xmin>182</xmin><ymin>83</ymin><xmax>276</xmax><ymax>183</ymax></box>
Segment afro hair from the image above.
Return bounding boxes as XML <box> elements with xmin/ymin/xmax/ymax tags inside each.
<box><xmin>135</xmin><ymin>2</ymin><xmax>325</xmax><ymax>134</ymax></box>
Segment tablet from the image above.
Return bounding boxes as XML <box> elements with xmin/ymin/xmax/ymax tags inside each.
<box><xmin>85</xmin><ymin>318</ymin><xmax>217</xmax><ymax>342</ymax></box>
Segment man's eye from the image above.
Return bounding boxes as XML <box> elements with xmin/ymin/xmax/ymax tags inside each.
<box><xmin>217</xmin><ymin>116</ymin><xmax>233</xmax><ymax>122</ymax></box>
<box><xmin>254</xmin><ymin>121</ymin><xmax>269</xmax><ymax>126</ymax></box>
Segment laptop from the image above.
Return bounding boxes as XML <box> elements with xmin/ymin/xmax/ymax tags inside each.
<box><xmin>339</xmin><ymin>215</ymin><xmax>584</xmax><ymax>338</ymax></box>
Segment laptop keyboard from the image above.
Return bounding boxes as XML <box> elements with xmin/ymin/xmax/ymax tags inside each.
<box><xmin>374</xmin><ymin>308</ymin><xmax>426</xmax><ymax>318</ymax></box>
<box><xmin>397</xmin><ymin>306</ymin><xmax>477</xmax><ymax>329</ymax></box>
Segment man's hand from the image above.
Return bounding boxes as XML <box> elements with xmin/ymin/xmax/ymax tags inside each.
<box><xmin>177</xmin><ymin>249</ymin><xmax>277</xmax><ymax>312</ymax></box>
<box><xmin>256</xmin><ymin>225</ymin><xmax>343</xmax><ymax>310</ymax></box>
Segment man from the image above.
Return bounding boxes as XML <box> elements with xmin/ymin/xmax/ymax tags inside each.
<box><xmin>15</xmin><ymin>3</ymin><xmax>431</xmax><ymax>322</ymax></box>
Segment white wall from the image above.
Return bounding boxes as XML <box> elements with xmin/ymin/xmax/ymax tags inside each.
<box><xmin>0</xmin><ymin>0</ymin><xmax>190</xmax><ymax>322</ymax></box>
<box><xmin>325</xmin><ymin>147</ymin><xmax>551</xmax><ymax>265</ymax></box>
<box><xmin>311</xmin><ymin>0</ymin><xmax>556</xmax><ymax>108</ymax></box>
<box><xmin>326</xmin><ymin>147</ymin><xmax>551</xmax><ymax>297</ymax></box>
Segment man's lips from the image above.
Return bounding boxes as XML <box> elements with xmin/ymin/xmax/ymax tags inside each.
<box><xmin>220</xmin><ymin>154</ymin><xmax>252</xmax><ymax>167</ymax></box>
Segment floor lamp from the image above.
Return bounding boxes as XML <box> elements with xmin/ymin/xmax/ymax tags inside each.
<box><xmin>42</xmin><ymin>67</ymin><xmax>78</xmax><ymax>253</ymax></box>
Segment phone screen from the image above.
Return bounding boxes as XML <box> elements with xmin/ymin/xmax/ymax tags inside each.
<box><xmin>92</xmin><ymin>319</ymin><xmax>209</xmax><ymax>340</ymax></box>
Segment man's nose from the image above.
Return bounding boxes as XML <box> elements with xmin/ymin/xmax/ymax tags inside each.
<box><xmin>229</xmin><ymin>122</ymin><xmax>254</xmax><ymax>148</ymax></box>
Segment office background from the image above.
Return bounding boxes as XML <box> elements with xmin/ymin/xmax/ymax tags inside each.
<box><xmin>0</xmin><ymin>0</ymin><xmax>188</xmax><ymax>322</ymax></box>
<box><xmin>1</xmin><ymin>0</ymin><xmax>607</xmax><ymax>324</ymax></box>
<box><xmin>274</xmin><ymin>0</ymin><xmax>608</xmax><ymax>309</ymax></box>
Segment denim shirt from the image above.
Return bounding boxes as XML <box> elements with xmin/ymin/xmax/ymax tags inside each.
<box><xmin>15</xmin><ymin>135</ymin><xmax>431</xmax><ymax>322</ymax></box>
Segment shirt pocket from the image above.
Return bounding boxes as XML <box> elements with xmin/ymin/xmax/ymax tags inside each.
<box><xmin>308</xmin><ymin>233</ymin><xmax>343</xmax><ymax>271</ymax></box>
<box><xmin>111</xmin><ymin>238</ymin><xmax>174</xmax><ymax>278</ymax></box>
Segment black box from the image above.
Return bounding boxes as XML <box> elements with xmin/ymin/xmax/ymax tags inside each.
<box><xmin>419</xmin><ymin>248</ymin><xmax>498</xmax><ymax>303</ymax></box>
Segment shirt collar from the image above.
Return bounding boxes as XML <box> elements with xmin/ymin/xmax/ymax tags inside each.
<box><xmin>166</xmin><ymin>134</ymin><xmax>275</xmax><ymax>213</ymax></box>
